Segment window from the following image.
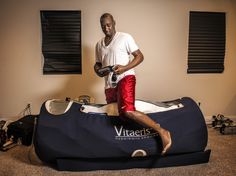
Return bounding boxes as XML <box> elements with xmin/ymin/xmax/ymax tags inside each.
<box><xmin>187</xmin><ymin>11</ymin><xmax>226</xmax><ymax>73</ymax></box>
<box><xmin>40</xmin><ymin>10</ymin><xmax>81</xmax><ymax>74</ymax></box>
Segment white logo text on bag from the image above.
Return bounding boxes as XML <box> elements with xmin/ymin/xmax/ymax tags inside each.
<box><xmin>114</xmin><ymin>125</ymin><xmax>158</xmax><ymax>140</ymax></box>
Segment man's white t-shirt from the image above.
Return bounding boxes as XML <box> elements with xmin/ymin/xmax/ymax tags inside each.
<box><xmin>95</xmin><ymin>32</ymin><xmax>139</xmax><ymax>89</ymax></box>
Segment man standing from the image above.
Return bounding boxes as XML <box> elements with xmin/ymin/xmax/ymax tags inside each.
<box><xmin>94</xmin><ymin>13</ymin><xmax>171</xmax><ymax>155</ymax></box>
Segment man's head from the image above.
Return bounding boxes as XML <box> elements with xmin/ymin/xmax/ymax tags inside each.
<box><xmin>100</xmin><ymin>13</ymin><xmax>116</xmax><ymax>37</ymax></box>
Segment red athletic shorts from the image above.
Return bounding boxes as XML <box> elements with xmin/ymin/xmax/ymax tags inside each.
<box><xmin>105</xmin><ymin>75</ymin><xmax>136</xmax><ymax>115</ymax></box>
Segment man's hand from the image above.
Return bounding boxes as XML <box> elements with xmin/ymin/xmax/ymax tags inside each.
<box><xmin>113</xmin><ymin>65</ymin><xmax>127</xmax><ymax>75</ymax></box>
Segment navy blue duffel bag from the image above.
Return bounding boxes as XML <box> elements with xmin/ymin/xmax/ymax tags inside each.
<box><xmin>34</xmin><ymin>97</ymin><xmax>210</xmax><ymax>171</ymax></box>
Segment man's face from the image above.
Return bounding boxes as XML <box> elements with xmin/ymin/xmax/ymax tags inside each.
<box><xmin>100</xmin><ymin>17</ymin><xmax>115</xmax><ymax>37</ymax></box>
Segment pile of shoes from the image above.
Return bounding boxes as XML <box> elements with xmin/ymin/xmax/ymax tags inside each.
<box><xmin>0</xmin><ymin>120</ymin><xmax>17</xmax><ymax>151</ymax></box>
<box><xmin>0</xmin><ymin>115</ymin><xmax>38</xmax><ymax>151</ymax></box>
<box><xmin>0</xmin><ymin>121</ymin><xmax>7</xmax><ymax>147</ymax></box>
<box><xmin>212</xmin><ymin>114</ymin><xmax>236</xmax><ymax>135</ymax></box>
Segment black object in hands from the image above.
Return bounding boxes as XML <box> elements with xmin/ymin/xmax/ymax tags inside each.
<box><xmin>111</xmin><ymin>73</ymin><xmax>117</xmax><ymax>82</ymax></box>
<box><xmin>98</xmin><ymin>66</ymin><xmax>114</xmax><ymax>75</ymax></box>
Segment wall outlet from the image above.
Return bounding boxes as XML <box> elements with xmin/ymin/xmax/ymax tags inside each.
<box><xmin>27</xmin><ymin>103</ymin><xmax>31</xmax><ymax>108</ymax></box>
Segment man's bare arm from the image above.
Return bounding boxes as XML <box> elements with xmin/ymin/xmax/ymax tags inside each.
<box><xmin>94</xmin><ymin>62</ymin><xmax>103</xmax><ymax>77</ymax></box>
<box><xmin>94</xmin><ymin>62</ymin><xmax>111</xmax><ymax>77</ymax></box>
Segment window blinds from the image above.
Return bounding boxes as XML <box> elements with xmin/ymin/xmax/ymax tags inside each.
<box><xmin>187</xmin><ymin>11</ymin><xmax>225</xmax><ymax>73</ymax></box>
<box><xmin>41</xmin><ymin>11</ymin><xmax>81</xmax><ymax>74</ymax></box>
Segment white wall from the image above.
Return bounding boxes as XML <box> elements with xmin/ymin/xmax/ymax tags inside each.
<box><xmin>0</xmin><ymin>0</ymin><xmax>235</xmax><ymax>119</ymax></box>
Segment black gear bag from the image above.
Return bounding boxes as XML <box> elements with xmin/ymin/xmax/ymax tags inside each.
<box><xmin>7</xmin><ymin>115</ymin><xmax>37</xmax><ymax>146</ymax></box>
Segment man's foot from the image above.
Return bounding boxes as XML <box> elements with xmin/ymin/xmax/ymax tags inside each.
<box><xmin>160</xmin><ymin>130</ymin><xmax>172</xmax><ymax>155</ymax></box>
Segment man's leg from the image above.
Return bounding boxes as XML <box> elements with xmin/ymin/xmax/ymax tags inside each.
<box><xmin>105</xmin><ymin>87</ymin><xmax>117</xmax><ymax>103</ymax></box>
<box><xmin>124</xmin><ymin>110</ymin><xmax>172</xmax><ymax>155</ymax></box>
<box><xmin>117</xmin><ymin>75</ymin><xmax>172</xmax><ymax>155</ymax></box>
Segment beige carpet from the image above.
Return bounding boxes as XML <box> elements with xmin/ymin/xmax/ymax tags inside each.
<box><xmin>0</xmin><ymin>127</ymin><xmax>235</xmax><ymax>176</ymax></box>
